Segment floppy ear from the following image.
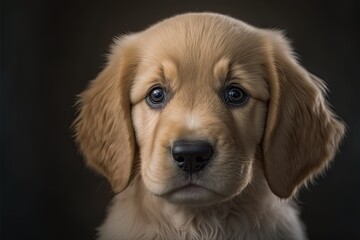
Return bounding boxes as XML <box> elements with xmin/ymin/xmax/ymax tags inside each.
<box><xmin>73</xmin><ymin>35</ymin><xmax>138</xmax><ymax>193</ymax></box>
<box><xmin>262</xmin><ymin>31</ymin><xmax>346</xmax><ymax>198</ymax></box>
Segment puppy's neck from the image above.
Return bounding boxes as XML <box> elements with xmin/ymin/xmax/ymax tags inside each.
<box><xmin>99</xmin><ymin>171</ymin><xmax>305</xmax><ymax>240</ymax></box>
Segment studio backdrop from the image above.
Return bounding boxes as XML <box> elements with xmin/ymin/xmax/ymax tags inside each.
<box><xmin>1</xmin><ymin>0</ymin><xmax>359</xmax><ymax>239</ymax></box>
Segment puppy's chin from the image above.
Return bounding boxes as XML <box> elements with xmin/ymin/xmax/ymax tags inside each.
<box><xmin>157</xmin><ymin>184</ymin><xmax>230</xmax><ymax>207</ymax></box>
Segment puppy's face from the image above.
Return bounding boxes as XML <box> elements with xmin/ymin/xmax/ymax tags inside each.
<box><xmin>74</xmin><ymin>13</ymin><xmax>345</xmax><ymax>206</ymax></box>
<box><xmin>130</xmin><ymin>23</ymin><xmax>269</xmax><ymax>205</ymax></box>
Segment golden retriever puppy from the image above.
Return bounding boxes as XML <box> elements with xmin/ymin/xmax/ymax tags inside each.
<box><xmin>74</xmin><ymin>13</ymin><xmax>345</xmax><ymax>240</ymax></box>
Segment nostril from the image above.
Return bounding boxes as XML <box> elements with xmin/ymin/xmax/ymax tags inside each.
<box><xmin>176</xmin><ymin>156</ymin><xmax>184</xmax><ymax>163</ymax></box>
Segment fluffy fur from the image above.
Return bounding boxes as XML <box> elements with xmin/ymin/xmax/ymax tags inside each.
<box><xmin>74</xmin><ymin>13</ymin><xmax>345</xmax><ymax>240</ymax></box>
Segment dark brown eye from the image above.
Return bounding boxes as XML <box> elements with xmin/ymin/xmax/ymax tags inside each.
<box><xmin>224</xmin><ymin>86</ymin><xmax>248</xmax><ymax>107</ymax></box>
<box><xmin>146</xmin><ymin>86</ymin><xmax>166</xmax><ymax>109</ymax></box>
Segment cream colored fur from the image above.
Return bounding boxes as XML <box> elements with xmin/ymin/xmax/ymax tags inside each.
<box><xmin>74</xmin><ymin>13</ymin><xmax>345</xmax><ymax>240</ymax></box>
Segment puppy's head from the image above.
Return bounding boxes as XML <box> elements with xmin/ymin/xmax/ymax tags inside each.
<box><xmin>74</xmin><ymin>13</ymin><xmax>345</xmax><ymax>206</ymax></box>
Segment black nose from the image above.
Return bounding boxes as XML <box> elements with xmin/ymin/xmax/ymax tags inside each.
<box><xmin>171</xmin><ymin>140</ymin><xmax>213</xmax><ymax>174</ymax></box>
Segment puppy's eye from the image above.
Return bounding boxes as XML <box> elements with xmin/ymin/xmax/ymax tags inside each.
<box><xmin>224</xmin><ymin>86</ymin><xmax>248</xmax><ymax>107</ymax></box>
<box><xmin>146</xmin><ymin>86</ymin><xmax>167</xmax><ymax>109</ymax></box>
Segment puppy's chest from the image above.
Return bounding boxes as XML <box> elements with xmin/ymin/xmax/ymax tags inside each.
<box><xmin>99</xmin><ymin>194</ymin><xmax>304</xmax><ymax>240</ymax></box>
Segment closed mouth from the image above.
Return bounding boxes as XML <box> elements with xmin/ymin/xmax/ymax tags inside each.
<box><xmin>159</xmin><ymin>182</ymin><xmax>225</xmax><ymax>206</ymax></box>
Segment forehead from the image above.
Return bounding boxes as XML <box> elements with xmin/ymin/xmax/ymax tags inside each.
<box><xmin>139</xmin><ymin>13</ymin><xmax>265</xmax><ymax>68</ymax></box>
<box><xmin>130</xmin><ymin>14</ymin><xmax>269</xmax><ymax>102</ymax></box>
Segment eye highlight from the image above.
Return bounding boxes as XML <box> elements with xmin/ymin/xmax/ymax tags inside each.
<box><xmin>223</xmin><ymin>86</ymin><xmax>249</xmax><ymax>107</ymax></box>
<box><xmin>146</xmin><ymin>86</ymin><xmax>167</xmax><ymax>109</ymax></box>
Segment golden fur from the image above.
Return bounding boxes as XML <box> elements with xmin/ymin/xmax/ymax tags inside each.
<box><xmin>74</xmin><ymin>13</ymin><xmax>345</xmax><ymax>240</ymax></box>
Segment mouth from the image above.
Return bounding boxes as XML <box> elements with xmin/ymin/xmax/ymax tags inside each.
<box><xmin>161</xmin><ymin>183</ymin><xmax>224</xmax><ymax>206</ymax></box>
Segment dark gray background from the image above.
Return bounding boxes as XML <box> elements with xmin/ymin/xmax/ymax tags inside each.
<box><xmin>1</xmin><ymin>0</ymin><xmax>359</xmax><ymax>239</ymax></box>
